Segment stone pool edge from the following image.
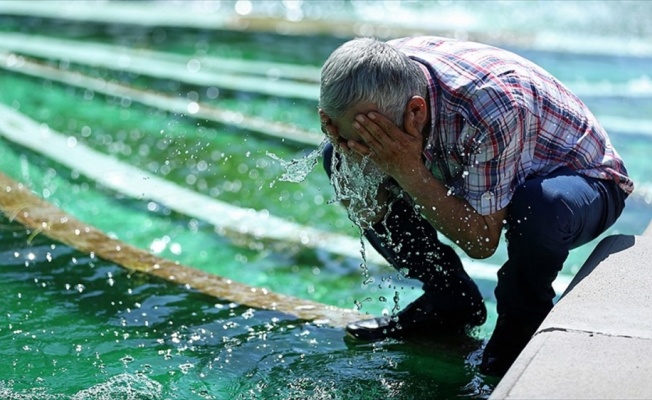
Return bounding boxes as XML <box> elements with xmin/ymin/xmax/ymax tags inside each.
<box><xmin>490</xmin><ymin>222</ymin><xmax>652</xmax><ymax>399</ymax></box>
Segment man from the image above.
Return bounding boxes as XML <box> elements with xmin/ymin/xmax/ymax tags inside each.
<box><xmin>318</xmin><ymin>36</ymin><xmax>633</xmax><ymax>376</ymax></box>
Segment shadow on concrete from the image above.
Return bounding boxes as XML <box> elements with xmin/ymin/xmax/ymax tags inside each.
<box><xmin>560</xmin><ymin>234</ymin><xmax>636</xmax><ymax>299</ymax></box>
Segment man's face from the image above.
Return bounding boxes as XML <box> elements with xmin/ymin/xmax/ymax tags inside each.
<box><xmin>323</xmin><ymin>102</ymin><xmax>393</xmax><ymax>225</ymax></box>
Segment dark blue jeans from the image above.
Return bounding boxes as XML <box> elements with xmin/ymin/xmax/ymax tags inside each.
<box><xmin>495</xmin><ymin>166</ymin><xmax>627</xmax><ymax>322</ymax></box>
<box><xmin>323</xmin><ymin>144</ymin><xmax>627</xmax><ymax>324</ymax></box>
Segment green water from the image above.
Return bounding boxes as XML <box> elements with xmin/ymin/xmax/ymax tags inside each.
<box><xmin>2</xmin><ymin>3</ymin><xmax>652</xmax><ymax>399</ymax></box>
<box><xmin>0</xmin><ymin>147</ymin><xmax>493</xmax><ymax>399</ymax></box>
<box><xmin>2</xmin><ymin>217</ymin><xmax>489</xmax><ymax>399</ymax></box>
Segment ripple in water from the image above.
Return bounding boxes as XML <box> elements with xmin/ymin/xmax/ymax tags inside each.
<box><xmin>0</xmin><ymin>373</ymin><xmax>162</xmax><ymax>400</ymax></box>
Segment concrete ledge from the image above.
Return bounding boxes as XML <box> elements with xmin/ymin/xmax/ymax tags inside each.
<box><xmin>491</xmin><ymin>233</ymin><xmax>652</xmax><ymax>399</ymax></box>
<box><xmin>493</xmin><ymin>330</ymin><xmax>652</xmax><ymax>399</ymax></box>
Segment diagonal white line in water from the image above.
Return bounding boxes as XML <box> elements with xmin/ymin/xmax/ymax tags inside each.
<box><xmin>4</xmin><ymin>50</ymin><xmax>652</xmax><ymax>157</ymax></box>
<box><xmin>2</xmin><ymin>31</ymin><xmax>651</xmax><ymax>106</ymax></box>
<box><xmin>0</xmin><ymin>32</ymin><xmax>320</xmax><ymax>100</ymax></box>
<box><xmin>0</xmin><ymin>103</ymin><xmax>370</xmax><ymax>264</ymax></box>
<box><xmin>0</xmin><ymin>52</ymin><xmax>323</xmax><ymax>147</ymax></box>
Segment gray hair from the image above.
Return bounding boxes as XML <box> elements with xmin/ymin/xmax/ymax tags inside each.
<box><xmin>319</xmin><ymin>37</ymin><xmax>427</xmax><ymax>125</ymax></box>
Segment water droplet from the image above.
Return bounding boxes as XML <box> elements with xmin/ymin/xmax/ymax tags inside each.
<box><xmin>67</xmin><ymin>136</ymin><xmax>77</xmax><ymax>148</ymax></box>
<box><xmin>120</xmin><ymin>355</ymin><xmax>134</xmax><ymax>364</ymax></box>
<box><xmin>179</xmin><ymin>363</ymin><xmax>195</xmax><ymax>374</ymax></box>
<box><xmin>187</xmin><ymin>102</ymin><xmax>199</xmax><ymax>114</ymax></box>
<box><xmin>186</xmin><ymin>59</ymin><xmax>201</xmax><ymax>73</ymax></box>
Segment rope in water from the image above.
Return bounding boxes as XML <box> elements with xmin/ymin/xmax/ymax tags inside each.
<box><xmin>0</xmin><ymin>171</ymin><xmax>366</xmax><ymax>328</ymax></box>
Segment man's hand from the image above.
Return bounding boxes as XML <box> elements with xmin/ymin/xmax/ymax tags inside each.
<box><xmin>347</xmin><ymin>111</ymin><xmax>424</xmax><ymax>183</ymax></box>
<box><xmin>344</xmin><ymin>108</ymin><xmax>505</xmax><ymax>259</ymax></box>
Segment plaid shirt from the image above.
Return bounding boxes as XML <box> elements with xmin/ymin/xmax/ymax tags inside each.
<box><xmin>389</xmin><ymin>36</ymin><xmax>634</xmax><ymax>215</ymax></box>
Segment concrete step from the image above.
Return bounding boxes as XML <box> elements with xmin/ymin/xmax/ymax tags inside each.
<box><xmin>491</xmin><ymin>232</ymin><xmax>652</xmax><ymax>399</ymax></box>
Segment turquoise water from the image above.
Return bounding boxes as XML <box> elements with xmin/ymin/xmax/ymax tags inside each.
<box><xmin>1</xmin><ymin>1</ymin><xmax>651</xmax><ymax>398</ymax></box>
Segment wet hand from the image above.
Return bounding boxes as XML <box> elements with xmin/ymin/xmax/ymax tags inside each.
<box><xmin>348</xmin><ymin>111</ymin><xmax>424</xmax><ymax>181</ymax></box>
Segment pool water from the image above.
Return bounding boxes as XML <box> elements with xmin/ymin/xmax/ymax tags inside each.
<box><xmin>1</xmin><ymin>1</ymin><xmax>651</xmax><ymax>398</ymax></box>
<box><xmin>1</xmin><ymin>212</ymin><xmax>492</xmax><ymax>399</ymax></box>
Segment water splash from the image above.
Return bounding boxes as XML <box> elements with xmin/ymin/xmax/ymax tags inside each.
<box><xmin>72</xmin><ymin>373</ymin><xmax>162</xmax><ymax>400</ymax></box>
<box><xmin>0</xmin><ymin>373</ymin><xmax>162</xmax><ymax>400</ymax></box>
<box><xmin>328</xmin><ymin>150</ymin><xmax>388</xmax><ymax>229</ymax></box>
<box><xmin>267</xmin><ymin>141</ymin><xmax>404</xmax><ymax>313</ymax></box>
<box><xmin>266</xmin><ymin>139</ymin><xmax>328</xmax><ymax>185</ymax></box>
<box><xmin>267</xmin><ymin>138</ymin><xmax>389</xmax><ymax>231</ymax></box>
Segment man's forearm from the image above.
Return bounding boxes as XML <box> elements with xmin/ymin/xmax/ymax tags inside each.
<box><xmin>395</xmin><ymin>164</ymin><xmax>504</xmax><ymax>259</ymax></box>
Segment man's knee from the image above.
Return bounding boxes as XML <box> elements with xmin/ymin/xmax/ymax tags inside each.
<box><xmin>507</xmin><ymin>178</ymin><xmax>574</xmax><ymax>244</ymax></box>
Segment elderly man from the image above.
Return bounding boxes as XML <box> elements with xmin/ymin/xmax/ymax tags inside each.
<box><xmin>318</xmin><ymin>36</ymin><xmax>633</xmax><ymax>376</ymax></box>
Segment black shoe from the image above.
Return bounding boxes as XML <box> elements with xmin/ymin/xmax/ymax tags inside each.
<box><xmin>480</xmin><ymin>314</ymin><xmax>541</xmax><ymax>376</ymax></box>
<box><xmin>345</xmin><ymin>292</ymin><xmax>486</xmax><ymax>341</ymax></box>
